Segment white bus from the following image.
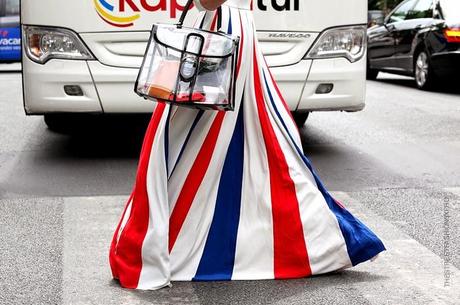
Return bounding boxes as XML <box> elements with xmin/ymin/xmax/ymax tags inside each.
<box><xmin>21</xmin><ymin>0</ymin><xmax>367</xmax><ymax>128</ymax></box>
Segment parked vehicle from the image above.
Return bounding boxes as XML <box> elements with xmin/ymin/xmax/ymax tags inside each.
<box><xmin>0</xmin><ymin>0</ymin><xmax>20</xmax><ymax>62</ymax></box>
<box><xmin>368</xmin><ymin>10</ymin><xmax>385</xmax><ymax>27</ymax></box>
<box><xmin>21</xmin><ymin>0</ymin><xmax>368</xmax><ymax>129</ymax></box>
<box><xmin>367</xmin><ymin>0</ymin><xmax>460</xmax><ymax>90</ymax></box>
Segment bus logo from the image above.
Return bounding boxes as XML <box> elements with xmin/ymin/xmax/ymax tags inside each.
<box><xmin>93</xmin><ymin>0</ymin><xmax>140</xmax><ymax>27</ymax></box>
<box><xmin>93</xmin><ymin>0</ymin><xmax>191</xmax><ymax>28</ymax></box>
<box><xmin>93</xmin><ymin>0</ymin><xmax>300</xmax><ymax>28</ymax></box>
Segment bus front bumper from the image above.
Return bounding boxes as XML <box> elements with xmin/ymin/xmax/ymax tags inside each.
<box><xmin>22</xmin><ymin>56</ymin><xmax>365</xmax><ymax>114</ymax></box>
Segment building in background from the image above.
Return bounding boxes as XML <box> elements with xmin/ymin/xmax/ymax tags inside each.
<box><xmin>0</xmin><ymin>0</ymin><xmax>20</xmax><ymax>62</ymax></box>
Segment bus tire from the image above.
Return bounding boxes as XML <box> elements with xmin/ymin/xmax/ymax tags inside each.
<box><xmin>292</xmin><ymin>111</ymin><xmax>309</xmax><ymax>128</ymax></box>
<box><xmin>367</xmin><ymin>67</ymin><xmax>379</xmax><ymax>80</ymax></box>
<box><xmin>44</xmin><ymin>114</ymin><xmax>76</xmax><ymax>133</ymax></box>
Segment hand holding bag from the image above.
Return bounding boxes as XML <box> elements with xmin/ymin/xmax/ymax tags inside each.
<box><xmin>135</xmin><ymin>0</ymin><xmax>240</xmax><ymax>111</ymax></box>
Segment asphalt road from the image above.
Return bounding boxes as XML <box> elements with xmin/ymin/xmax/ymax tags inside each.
<box><xmin>0</xmin><ymin>71</ymin><xmax>459</xmax><ymax>305</ymax></box>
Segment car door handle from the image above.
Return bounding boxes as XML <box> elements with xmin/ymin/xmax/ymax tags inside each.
<box><xmin>415</xmin><ymin>24</ymin><xmax>423</xmax><ymax>29</ymax></box>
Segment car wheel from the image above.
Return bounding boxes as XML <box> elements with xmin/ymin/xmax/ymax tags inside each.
<box><xmin>292</xmin><ymin>112</ymin><xmax>309</xmax><ymax>128</ymax></box>
<box><xmin>414</xmin><ymin>51</ymin><xmax>435</xmax><ymax>90</ymax></box>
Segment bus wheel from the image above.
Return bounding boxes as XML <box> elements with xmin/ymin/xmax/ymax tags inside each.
<box><xmin>367</xmin><ymin>67</ymin><xmax>379</xmax><ymax>80</ymax></box>
<box><xmin>292</xmin><ymin>111</ymin><xmax>310</xmax><ymax>128</ymax></box>
<box><xmin>44</xmin><ymin>114</ymin><xmax>76</xmax><ymax>133</ymax></box>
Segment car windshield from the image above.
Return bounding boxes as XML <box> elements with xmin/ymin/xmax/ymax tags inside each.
<box><xmin>440</xmin><ymin>0</ymin><xmax>460</xmax><ymax>22</ymax></box>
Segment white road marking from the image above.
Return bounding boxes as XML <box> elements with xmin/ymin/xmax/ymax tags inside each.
<box><xmin>333</xmin><ymin>192</ymin><xmax>460</xmax><ymax>305</ymax></box>
<box><xmin>445</xmin><ymin>187</ymin><xmax>460</xmax><ymax>198</ymax></box>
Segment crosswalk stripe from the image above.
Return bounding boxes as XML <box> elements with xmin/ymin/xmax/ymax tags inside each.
<box><xmin>445</xmin><ymin>187</ymin><xmax>460</xmax><ymax>198</ymax></box>
<box><xmin>333</xmin><ymin>192</ymin><xmax>460</xmax><ymax>305</ymax></box>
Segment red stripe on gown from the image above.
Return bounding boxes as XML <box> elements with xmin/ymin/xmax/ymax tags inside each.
<box><xmin>210</xmin><ymin>10</ymin><xmax>218</xmax><ymax>31</ymax></box>
<box><xmin>109</xmin><ymin>191</ymin><xmax>134</xmax><ymax>279</ymax></box>
<box><xmin>169</xmin><ymin>112</ymin><xmax>226</xmax><ymax>252</ymax></box>
<box><xmin>253</xmin><ymin>46</ymin><xmax>312</xmax><ymax>279</ymax></box>
<box><xmin>110</xmin><ymin>103</ymin><xmax>167</xmax><ymax>288</ymax></box>
<box><xmin>169</xmin><ymin>8</ymin><xmax>239</xmax><ymax>253</ymax></box>
<box><xmin>236</xmin><ymin>10</ymin><xmax>244</xmax><ymax>76</ymax></box>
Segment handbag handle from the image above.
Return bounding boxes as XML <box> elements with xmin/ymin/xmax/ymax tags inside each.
<box><xmin>177</xmin><ymin>0</ymin><xmax>194</xmax><ymax>28</ymax></box>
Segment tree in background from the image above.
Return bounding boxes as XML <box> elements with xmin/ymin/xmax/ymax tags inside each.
<box><xmin>369</xmin><ymin>0</ymin><xmax>404</xmax><ymax>13</ymax></box>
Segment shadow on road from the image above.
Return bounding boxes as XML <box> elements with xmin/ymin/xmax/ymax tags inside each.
<box><xmin>51</xmin><ymin>114</ymin><xmax>152</xmax><ymax>159</ymax></box>
<box><xmin>1</xmin><ymin>111</ymin><xmax>412</xmax><ymax>198</ymax></box>
<box><xmin>0</xmin><ymin>114</ymin><xmax>152</xmax><ymax>198</ymax></box>
<box><xmin>372</xmin><ymin>77</ymin><xmax>417</xmax><ymax>89</ymax></box>
<box><xmin>370</xmin><ymin>76</ymin><xmax>460</xmax><ymax>94</ymax></box>
<box><xmin>118</xmin><ymin>270</ymin><xmax>387</xmax><ymax>305</ymax></box>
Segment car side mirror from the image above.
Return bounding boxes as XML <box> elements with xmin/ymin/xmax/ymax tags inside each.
<box><xmin>383</xmin><ymin>15</ymin><xmax>391</xmax><ymax>25</ymax></box>
<box><xmin>384</xmin><ymin>22</ymin><xmax>395</xmax><ymax>31</ymax></box>
<box><xmin>433</xmin><ymin>10</ymin><xmax>441</xmax><ymax>19</ymax></box>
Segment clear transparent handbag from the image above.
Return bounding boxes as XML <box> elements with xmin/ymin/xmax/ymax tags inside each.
<box><xmin>135</xmin><ymin>0</ymin><xmax>240</xmax><ymax>111</ymax></box>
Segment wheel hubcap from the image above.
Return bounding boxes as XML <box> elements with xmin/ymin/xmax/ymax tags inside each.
<box><xmin>415</xmin><ymin>52</ymin><xmax>429</xmax><ymax>87</ymax></box>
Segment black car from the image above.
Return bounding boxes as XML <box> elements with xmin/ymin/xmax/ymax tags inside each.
<box><xmin>367</xmin><ymin>0</ymin><xmax>460</xmax><ymax>89</ymax></box>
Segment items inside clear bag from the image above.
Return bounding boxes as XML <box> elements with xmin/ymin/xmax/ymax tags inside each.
<box><xmin>135</xmin><ymin>25</ymin><xmax>237</xmax><ymax>111</ymax></box>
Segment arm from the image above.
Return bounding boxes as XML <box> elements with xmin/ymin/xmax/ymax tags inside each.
<box><xmin>194</xmin><ymin>0</ymin><xmax>227</xmax><ymax>11</ymax></box>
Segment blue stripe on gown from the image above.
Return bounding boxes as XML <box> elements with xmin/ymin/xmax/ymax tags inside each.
<box><xmin>193</xmin><ymin>99</ymin><xmax>245</xmax><ymax>281</ymax></box>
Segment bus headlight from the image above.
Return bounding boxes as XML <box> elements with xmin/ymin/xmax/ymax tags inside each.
<box><xmin>305</xmin><ymin>26</ymin><xmax>366</xmax><ymax>63</ymax></box>
<box><xmin>23</xmin><ymin>26</ymin><xmax>94</xmax><ymax>64</ymax></box>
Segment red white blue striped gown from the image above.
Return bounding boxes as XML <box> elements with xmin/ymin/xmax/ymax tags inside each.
<box><xmin>109</xmin><ymin>0</ymin><xmax>385</xmax><ymax>290</ymax></box>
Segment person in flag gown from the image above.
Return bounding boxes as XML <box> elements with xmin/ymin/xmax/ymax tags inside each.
<box><xmin>109</xmin><ymin>0</ymin><xmax>385</xmax><ymax>290</ymax></box>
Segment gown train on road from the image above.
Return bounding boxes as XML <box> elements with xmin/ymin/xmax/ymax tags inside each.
<box><xmin>109</xmin><ymin>1</ymin><xmax>385</xmax><ymax>290</ymax></box>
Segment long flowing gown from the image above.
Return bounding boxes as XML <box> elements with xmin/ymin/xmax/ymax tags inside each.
<box><xmin>109</xmin><ymin>0</ymin><xmax>385</xmax><ymax>290</ymax></box>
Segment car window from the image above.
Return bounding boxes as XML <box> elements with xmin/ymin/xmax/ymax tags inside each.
<box><xmin>388</xmin><ymin>0</ymin><xmax>418</xmax><ymax>23</ymax></box>
<box><xmin>1</xmin><ymin>0</ymin><xmax>19</xmax><ymax>16</ymax></box>
<box><xmin>406</xmin><ymin>0</ymin><xmax>433</xmax><ymax>20</ymax></box>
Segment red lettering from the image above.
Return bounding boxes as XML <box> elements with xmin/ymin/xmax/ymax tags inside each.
<box><xmin>170</xmin><ymin>0</ymin><xmax>192</xmax><ymax>19</ymax></box>
<box><xmin>120</xmin><ymin>0</ymin><xmax>140</xmax><ymax>12</ymax></box>
<box><xmin>140</xmin><ymin>0</ymin><xmax>167</xmax><ymax>11</ymax></box>
<box><xmin>119</xmin><ymin>0</ymin><xmax>198</xmax><ymax>20</ymax></box>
